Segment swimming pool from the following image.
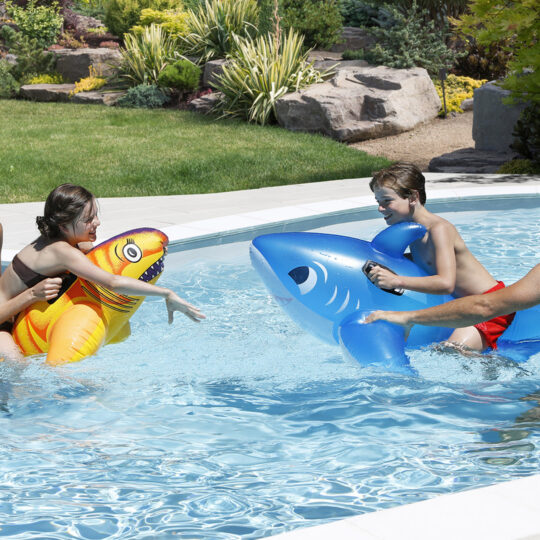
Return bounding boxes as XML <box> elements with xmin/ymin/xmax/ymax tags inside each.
<box><xmin>0</xmin><ymin>200</ymin><xmax>539</xmax><ymax>538</ymax></box>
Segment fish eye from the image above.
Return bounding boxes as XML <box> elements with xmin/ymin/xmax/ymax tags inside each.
<box><xmin>288</xmin><ymin>266</ymin><xmax>317</xmax><ymax>295</ymax></box>
<box><xmin>122</xmin><ymin>243</ymin><xmax>142</xmax><ymax>262</ymax></box>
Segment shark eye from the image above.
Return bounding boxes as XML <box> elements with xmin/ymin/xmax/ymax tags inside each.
<box><xmin>122</xmin><ymin>243</ymin><xmax>142</xmax><ymax>263</ymax></box>
<box><xmin>288</xmin><ymin>266</ymin><xmax>317</xmax><ymax>295</ymax></box>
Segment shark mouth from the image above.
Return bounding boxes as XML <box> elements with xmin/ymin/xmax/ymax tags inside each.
<box><xmin>139</xmin><ymin>256</ymin><xmax>165</xmax><ymax>282</ymax></box>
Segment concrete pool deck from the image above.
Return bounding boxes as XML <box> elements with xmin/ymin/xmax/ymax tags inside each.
<box><xmin>1</xmin><ymin>172</ymin><xmax>539</xmax><ymax>539</ymax></box>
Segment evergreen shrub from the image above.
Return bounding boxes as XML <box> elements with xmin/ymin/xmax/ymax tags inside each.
<box><xmin>363</xmin><ymin>1</ymin><xmax>456</xmax><ymax>75</ymax></box>
<box><xmin>104</xmin><ymin>0</ymin><xmax>181</xmax><ymax>37</ymax></box>
<box><xmin>116</xmin><ymin>83</ymin><xmax>171</xmax><ymax>107</ymax></box>
<box><xmin>5</xmin><ymin>0</ymin><xmax>63</xmax><ymax>47</ymax></box>
<box><xmin>157</xmin><ymin>58</ymin><xmax>200</xmax><ymax>91</ymax></box>
<box><xmin>281</xmin><ymin>0</ymin><xmax>342</xmax><ymax>49</ymax></box>
<box><xmin>0</xmin><ymin>59</ymin><xmax>20</xmax><ymax>98</ymax></box>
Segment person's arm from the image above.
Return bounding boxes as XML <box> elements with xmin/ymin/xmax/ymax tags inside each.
<box><xmin>364</xmin><ymin>264</ymin><xmax>540</xmax><ymax>330</ymax></box>
<box><xmin>367</xmin><ymin>223</ymin><xmax>456</xmax><ymax>295</ymax></box>
<box><xmin>55</xmin><ymin>243</ymin><xmax>205</xmax><ymax>323</ymax></box>
<box><xmin>0</xmin><ymin>278</ymin><xmax>62</xmax><ymax>324</ymax></box>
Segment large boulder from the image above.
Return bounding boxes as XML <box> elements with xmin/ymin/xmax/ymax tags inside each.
<box><xmin>473</xmin><ymin>81</ymin><xmax>527</xmax><ymax>152</ymax></box>
<box><xmin>54</xmin><ymin>48</ymin><xmax>122</xmax><ymax>82</ymax></box>
<box><xmin>275</xmin><ymin>65</ymin><xmax>441</xmax><ymax>142</ymax></box>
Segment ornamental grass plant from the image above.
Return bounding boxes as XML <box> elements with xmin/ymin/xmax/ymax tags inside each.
<box><xmin>120</xmin><ymin>23</ymin><xmax>178</xmax><ymax>85</ymax></box>
<box><xmin>214</xmin><ymin>28</ymin><xmax>333</xmax><ymax>125</ymax></box>
<box><xmin>182</xmin><ymin>0</ymin><xmax>259</xmax><ymax>62</ymax></box>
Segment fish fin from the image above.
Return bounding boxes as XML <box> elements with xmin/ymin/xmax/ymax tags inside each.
<box><xmin>371</xmin><ymin>223</ymin><xmax>426</xmax><ymax>258</ymax></box>
<box><xmin>46</xmin><ymin>304</ymin><xmax>106</xmax><ymax>365</ymax></box>
<box><xmin>107</xmin><ymin>322</ymin><xmax>131</xmax><ymax>345</ymax></box>
<box><xmin>338</xmin><ymin>310</ymin><xmax>413</xmax><ymax>374</ymax></box>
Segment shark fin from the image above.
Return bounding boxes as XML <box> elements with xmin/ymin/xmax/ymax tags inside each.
<box><xmin>107</xmin><ymin>322</ymin><xmax>131</xmax><ymax>345</ymax></box>
<box><xmin>371</xmin><ymin>222</ymin><xmax>426</xmax><ymax>258</ymax></box>
<box><xmin>338</xmin><ymin>310</ymin><xmax>414</xmax><ymax>374</ymax></box>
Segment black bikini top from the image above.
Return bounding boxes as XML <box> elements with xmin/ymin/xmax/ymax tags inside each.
<box><xmin>12</xmin><ymin>254</ymin><xmax>49</xmax><ymax>288</ymax></box>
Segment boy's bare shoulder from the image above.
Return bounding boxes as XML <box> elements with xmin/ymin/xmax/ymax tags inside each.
<box><xmin>425</xmin><ymin>214</ymin><xmax>458</xmax><ymax>234</ymax></box>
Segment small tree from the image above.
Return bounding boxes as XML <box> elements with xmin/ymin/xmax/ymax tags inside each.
<box><xmin>454</xmin><ymin>0</ymin><xmax>539</xmax><ymax>104</ymax></box>
<box><xmin>364</xmin><ymin>1</ymin><xmax>456</xmax><ymax>75</ymax></box>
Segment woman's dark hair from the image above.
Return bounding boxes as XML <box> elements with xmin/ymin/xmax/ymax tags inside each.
<box><xmin>36</xmin><ymin>184</ymin><xmax>95</xmax><ymax>239</ymax></box>
<box><xmin>369</xmin><ymin>163</ymin><xmax>427</xmax><ymax>205</ymax></box>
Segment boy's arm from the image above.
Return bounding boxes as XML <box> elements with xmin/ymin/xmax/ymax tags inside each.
<box><xmin>365</xmin><ymin>264</ymin><xmax>540</xmax><ymax>329</ymax></box>
<box><xmin>368</xmin><ymin>224</ymin><xmax>456</xmax><ymax>294</ymax></box>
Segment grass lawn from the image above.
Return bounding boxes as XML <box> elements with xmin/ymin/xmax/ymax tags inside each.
<box><xmin>0</xmin><ymin>100</ymin><xmax>390</xmax><ymax>203</ymax></box>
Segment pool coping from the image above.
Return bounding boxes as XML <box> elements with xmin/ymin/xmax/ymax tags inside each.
<box><xmin>161</xmin><ymin>183</ymin><xmax>540</xmax><ymax>253</ymax></box>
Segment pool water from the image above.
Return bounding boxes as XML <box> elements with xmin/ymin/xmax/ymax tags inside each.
<box><xmin>1</xmin><ymin>205</ymin><xmax>539</xmax><ymax>538</ymax></box>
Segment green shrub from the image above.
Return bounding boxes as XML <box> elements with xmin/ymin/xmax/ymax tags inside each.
<box><xmin>131</xmin><ymin>8</ymin><xmax>189</xmax><ymax>39</ymax></box>
<box><xmin>214</xmin><ymin>29</ymin><xmax>333</xmax><ymax>125</ymax></box>
<box><xmin>510</xmin><ymin>104</ymin><xmax>540</xmax><ymax>163</ymax></box>
<box><xmin>116</xmin><ymin>83</ymin><xmax>171</xmax><ymax>107</ymax></box>
<box><xmin>0</xmin><ymin>25</ymin><xmax>18</xmax><ymax>48</ymax></box>
<box><xmin>281</xmin><ymin>0</ymin><xmax>342</xmax><ymax>49</ymax></box>
<box><xmin>0</xmin><ymin>59</ymin><xmax>20</xmax><ymax>98</ymax></box>
<box><xmin>182</xmin><ymin>0</ymin><xmax>259</xmax><ymax>62</ymax></box>
<box><xmin>104</xmin><ymin>0</ymin><xmax>181</xmax><ymax>38</ymax></box>
<box><xmin>364</xmin><ymin>1</ymin><xmax>456</xmax><ymax>75</ymax></box>
<box><xmin>5</xmin><ymin>0</ymin><xmax>63</xmax><ymax>48</ymax></box>
<box><xmin>256</xmin><ymin>0</ymin><xmax>276</xmax><ymax>36</ymax></box>
<box><xmin>455</xmin><ymin>0</ymin><xmax>539</xmax><ymax>105</ymax></box>
<box><xmin>120</xmin><ymin>23</ymin><xmax>177</xmax><ymax>85</ymax></box>
<box><xmin>157</xmin><ymin>58</ymin><xmax>201</xmax><ymax>91</ymax></box>
<box><xmin>497</xmin><ymin>159</ymin><xmax>540</xmax><ymax>175</ymax></box>
<box><xmin>339</xmin><ymin>0</ymin><xmax>394</xmax><ymax>28</ymax></box>
<box><xmin>27</xmin><ymin>72</ymin><xmax>65</xmax><ymax>84</ymax></box>
<box><xmin>9</xmin><ymin>33</ymin><xmax>56</xmax><ymax>81</ymax></box>
<box><xmin>433</xmin><ymin>74</ymin><xmax>485</xmax><ymax>115</ymax></box>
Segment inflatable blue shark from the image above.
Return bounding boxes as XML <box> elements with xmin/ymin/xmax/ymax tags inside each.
<box><xmin>250</xmin><ymin>223</ymin><xmax>540</xmax><ymax>372</ymax></box>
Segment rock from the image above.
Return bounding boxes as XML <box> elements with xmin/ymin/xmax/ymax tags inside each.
<box><xmin>71</xmin><ymin>90</ymin><xmax>126</xmax><ymax>106</ymax></box>
<box><xmin>428</xmin><ymin>147</ymin><xmax>519</xmax><ymax>173</ymax></box>
<box><xmin>188</xmin><ymin>91</ymin><xmax>222</xmax><ymax>114</ymax></box>
<box><xmin>330</xmin><ymin>26</ymin><xmax>375</xmax><ymax>53</ymax></box>
<box><xmin>4</xmin><ymin>53</ymin><xmax>17</xmax><ymax>65</ymax></box>
<box><xmin>20</xmin><ymin>83</ymin><xmax>75</xmax><ymax>102</ymax></box>
<box><xmin>275</xmin><ymin>65</ymin><xmax>441</xmax><ymax>143</ymax></box>
<box><xmin>54</xmin><ymin>48</ymin><xmax>122</xmax><ymax>82</ymax></box>
<box><xmin>472</xmin><ymin>81</ymin><xmax>527</xmax><ymax>152</ymax></box>
<box><xmin>460</xmin><ymin>98</ymin><xmax>473</xmax><ymax>111</ymax></box>
<box><xmin>202</xmin><ymin>59</ymin><xmax>227</xmax><ymax>89</ymax></box>
<box><xmin>312</xmin><ymin>58</ymin><xmax>369</xmax><ymax>71</ymax></box>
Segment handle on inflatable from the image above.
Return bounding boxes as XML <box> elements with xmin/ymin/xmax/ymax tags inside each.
<box><xmin>338</xmin><ymin>311</ymin><xmax>413</xmax><ymax>374</ymax></box>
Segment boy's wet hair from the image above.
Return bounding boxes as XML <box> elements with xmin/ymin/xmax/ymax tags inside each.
<box><xmin>36</xmin><ymin>184</ymin><xmax>95</xmax><ymax>239</ymax></box>
<box><xmin>369</xmin><ymin>163</ymin><xmax>427</xmax><ymax>205</ymax></box>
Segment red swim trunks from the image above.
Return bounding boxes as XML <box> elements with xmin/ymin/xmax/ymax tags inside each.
<box><xmin>474</xmin><ymin>281</ymin><xmax>516</xmax><ymax>350</ymax></box>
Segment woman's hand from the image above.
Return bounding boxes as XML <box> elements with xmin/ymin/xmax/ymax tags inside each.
<box><xmin>30</xmin><ymin>277</ymin><xmax>63</xmax><ymax>302</ymax></box>
<box><xmin>367</xmin><ymin>264</ymin><xmax>402</xmax><ymax>291</ymax></box>
<box><xmin>165</xmin><ymin>292</ymin><xmax>206</xmax><ymax>324</ymax></box>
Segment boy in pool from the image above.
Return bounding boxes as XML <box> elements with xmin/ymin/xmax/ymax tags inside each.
<box><xmin>366</xmin><ymin>162</ymin><xmax>515</xmax><ymax>351</ymax></box>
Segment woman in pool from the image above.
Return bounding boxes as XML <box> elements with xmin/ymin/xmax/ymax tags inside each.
<box><xmin>0</xmin><ymin>184</ymin><xmax>205</xmax><ymax>361</ymax></box>
<box><xmin>367</xmin><ymin>162</ymin><xmax>514</xmax><ymax>351</ymax></box>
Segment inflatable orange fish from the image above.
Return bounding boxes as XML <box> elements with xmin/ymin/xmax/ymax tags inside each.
<box><xmin>12</xmin><ymin>228</ymin><xmax>168</xmax><ymax>365</ymax></box>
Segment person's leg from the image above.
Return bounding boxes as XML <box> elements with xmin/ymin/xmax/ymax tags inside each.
<box><xmin>0</xmin><ymin>331</ymin><xmax>24</xmax><ymax>362</ymax></box>
<box><xmin>445</xmin><ymin>326</ymin><xmax>487</xmax><ymax>351</ymax></box>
